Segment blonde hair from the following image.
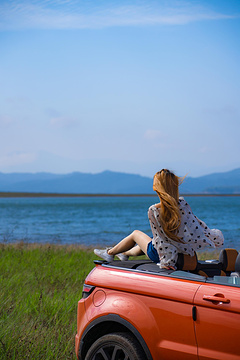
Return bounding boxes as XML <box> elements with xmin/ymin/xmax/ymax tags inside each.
<box><xmin>153</xmin><ymin>169</ymin><xmax>183</xmax><ymax>243</ymax></box>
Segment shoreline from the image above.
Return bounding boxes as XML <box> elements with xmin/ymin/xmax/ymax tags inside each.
<box><xmin>0</xmin><ymin>241</ymin><xmax>95</xmax><ymax>251</ymax></box>
<box><xmin>0</xmin><ymin>241</ymin><xmax>225</xmax><ymax>255</ymax></box>
<box><xmin>0</xmin><ymin>192</ymin><xmax>240</xmax><ymax>198</ymax></box>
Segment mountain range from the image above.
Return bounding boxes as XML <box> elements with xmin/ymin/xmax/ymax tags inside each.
<box><xmin>0</xmin><ymin>168</ymin><xmax>240</xmax><ymax>194</ymax></box>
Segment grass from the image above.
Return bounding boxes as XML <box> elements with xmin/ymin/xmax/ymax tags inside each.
<box><xmin>0</xmin><ymin>243</ymin><xmax>222</xmax><ymax>359</ymax></box>
<box><xmin>0</xmin><ymin>243</ymin><xmax>96</xmax><ymax>360</ymax></box>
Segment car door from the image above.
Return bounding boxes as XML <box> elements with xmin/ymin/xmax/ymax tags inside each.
<box><xmin>193</xmin><ymin>278</ymin><xmax>240</xmax><ymax>360</ymax></box>
<box><xmin>142</xmin><ymin>273</ymin><xmax>202</xmax><ymax>360</ymax></box>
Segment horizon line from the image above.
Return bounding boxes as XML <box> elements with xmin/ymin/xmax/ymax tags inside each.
<box><xmin>0</xmin><ymin>192</ymin><xmax>239</xmax><ymax>198</ymax></box>
<box><xmin>0</xmin><ymin>167</ymin><xmax>239</xmax><ymax>178</ymax></box>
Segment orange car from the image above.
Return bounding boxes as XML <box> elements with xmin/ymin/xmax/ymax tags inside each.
<box><xmin>75</xmin><ymin>248</ymin><xmax>240</xmax><ymax>360</ymax></box>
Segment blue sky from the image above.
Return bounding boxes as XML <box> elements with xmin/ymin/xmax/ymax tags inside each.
<box><xmin>0</xmin><ymin>0</ymin><xmax>240</xmax><ymax>177</ymax></box>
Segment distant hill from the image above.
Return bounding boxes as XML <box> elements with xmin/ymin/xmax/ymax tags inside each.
<box><xmin>180</xmin><ymin>168</ymin><xmax>240</xmax><ymax>194</ymax></box>
<box><xmin>0</xmin><ymin>171</ymin><xmax>152</xmax><ymax>194</ymax></box>
<box><xmin>0</xmin><ymin>168</ymin><xmax>239</xmax><ymax>194</ymax></box>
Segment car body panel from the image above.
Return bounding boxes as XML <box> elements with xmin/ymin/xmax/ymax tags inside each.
<box><xmin>81</xmin><ymin>265</ymin><xmax>202</xmax><ymax>359</ymax></box>
<box><xmin>75</xmin><ymin>299</ymin><xmax>89</xmax><ymax>357</ymax></box>
<box><xmin>86</xmin><ymin>264</ymin><xmax>201</xmax><ymax>303</ymax></box>
<box><xmin>76</xmin><ymin>261</ymin><xmax>240</xmax><ymax>360</ymax></box>
<box><xmin>194</xmin><ymin>283</ymin><xmax>240</xmax><ymax>360</ymax></box>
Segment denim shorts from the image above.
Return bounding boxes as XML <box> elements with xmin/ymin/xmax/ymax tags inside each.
<box><xmin>147</xmin><ymin>241</ymin><xmax>160</xmax><ymax>263</ymax></box>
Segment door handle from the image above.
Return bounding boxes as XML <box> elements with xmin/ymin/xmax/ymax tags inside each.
<box><xmin>203</xmin><ymin>294</ymin><xmax>230</xmax><ymax>304</ymax></box>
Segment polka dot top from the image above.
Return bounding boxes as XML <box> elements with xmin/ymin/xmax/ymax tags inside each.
<box><xmin>148</xmin><ymin>196</ymin><xmax>224</xmax><ymax>269</ymax></box>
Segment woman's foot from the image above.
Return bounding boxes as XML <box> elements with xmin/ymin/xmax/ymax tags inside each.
<box><xmin>94</xmin><ymin>248</ymin><xmax>129</xmax><ymax>262</ymax></box>
<box><xmin>94</xmin><ymin>248</ymin><xmax>114</xmax><ymax>262</ymax></box>
<box><xmin>116</xmin><ymin>253</ymin><xmax>129</xmax><ymax>261</ymax></box>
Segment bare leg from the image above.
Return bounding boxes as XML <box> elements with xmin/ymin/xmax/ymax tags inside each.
<box><xmin>124</xmin><ymin>245</ymin><xmax>144</xmax><ymax>257</ymax></box>
<box><xmin>108</xmin><ymin>230</ymin><xmax>151</xmax><ymax>257</ymax></box>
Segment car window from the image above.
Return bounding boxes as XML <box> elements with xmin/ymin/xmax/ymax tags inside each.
<box><xmin>171</xmin><ymin>270</ymin><xmax>206</xmax><ymax>282</ymax></box>
<box><xmin>207</xmin><ymin>276</ymin><xmax>240</xmax><ymax>287</ymax></box>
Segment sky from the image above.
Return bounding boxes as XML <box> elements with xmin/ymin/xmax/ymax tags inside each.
<box><xmin>0</xmin><ymin>0</ymin><xmax>240</xmax><ymax>178</ymax></box>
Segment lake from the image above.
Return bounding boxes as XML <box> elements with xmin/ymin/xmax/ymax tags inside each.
<box><xmin>0</xmin><ymin>195</ymin><xmax>239</xmax><ymax>250</ymax></box>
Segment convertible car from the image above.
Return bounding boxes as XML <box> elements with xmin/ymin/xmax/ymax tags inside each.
<box><xmin>75</xmin><ymin>248</ymin><xmax>240</xmax><ymax>360</ymax></box>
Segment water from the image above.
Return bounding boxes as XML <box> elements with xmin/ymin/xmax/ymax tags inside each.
<box><xmin>0</xmin><ymin>196</ymin><xmax>239</xmax><ymax>249</ymax></box>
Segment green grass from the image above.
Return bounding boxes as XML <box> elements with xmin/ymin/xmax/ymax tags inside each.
<box><xmin>0</xmin><ymin>243</ymin><xmax>96</xmax><ymax>360</ymax></box>
<box><xmin>0</xmin><ymin>243</ymin><xmax>222</xmax><ymax>359</ymax></box>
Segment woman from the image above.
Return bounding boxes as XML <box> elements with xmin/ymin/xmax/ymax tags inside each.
<box><xmin>94</xmin><ymin>169</ymin><xmax>224</xmax><ymax>269</ymax></box>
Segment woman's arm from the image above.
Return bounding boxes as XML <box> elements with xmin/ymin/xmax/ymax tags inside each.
<box><xmin>148</xmin><ymin>205</ymin><xmax>162</xmax><ymax>238</ymax></box>
<box><xmin>182</xmin><ymin>200</ymin><xmax>224</xmax><ymax>247</ymax></box>
<box><xmin>148</xmin><ymin>205</ymin><xmax>178</xmax><ymax>269</ymax></box>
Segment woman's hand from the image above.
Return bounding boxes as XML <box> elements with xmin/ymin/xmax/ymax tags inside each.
<box><xmin>161</xmin><ymin>265</ymin><xmax>176</xmax><ymax>270</ymax></box>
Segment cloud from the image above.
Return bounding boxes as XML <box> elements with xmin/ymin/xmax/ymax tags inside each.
<box><xmin>144</xmin><ymin>129</ymin><xmax>163</xmax><ymax>140</ymax></box>
<box><xmin>199</xmin><ymin>146</ymin><xmax>209</xmax><ymax>153</ymax></box>
<box><xmin>49</xmin><ymin>116</ymin><xmax>78</xmax><ymax>128</ymax></box>
<box><xmin>45</xmin><ymin>107</ymin><xmax>61</xmax><ymax>118</ymax></box>
<box><xmin>0</xmin><ymin>0</ymin><xmax>237</xmax><ymax>31</ymax></box>
<box><xmin>203</xmin><ymin>105</ymin><xmax>239</xmax><ymax>117</ymax></box>
<box><xmin>0</xmin><ymin>152</ymin><xmax>36</xmax><ymax>167</ymax></box>
<box><xmin>6</xmin><ymin>96</ymin><xmax>28</xmax><ymax>103</ymax></box>
<box><xmin>144</xmin><ymin>129</ymin><xmax>172</xmax><ymax>149</ymax></box>
<box><xmin>0</xmin><ymin>115</ymin><xmax>14</xmax><ymax>127</ymax></box>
